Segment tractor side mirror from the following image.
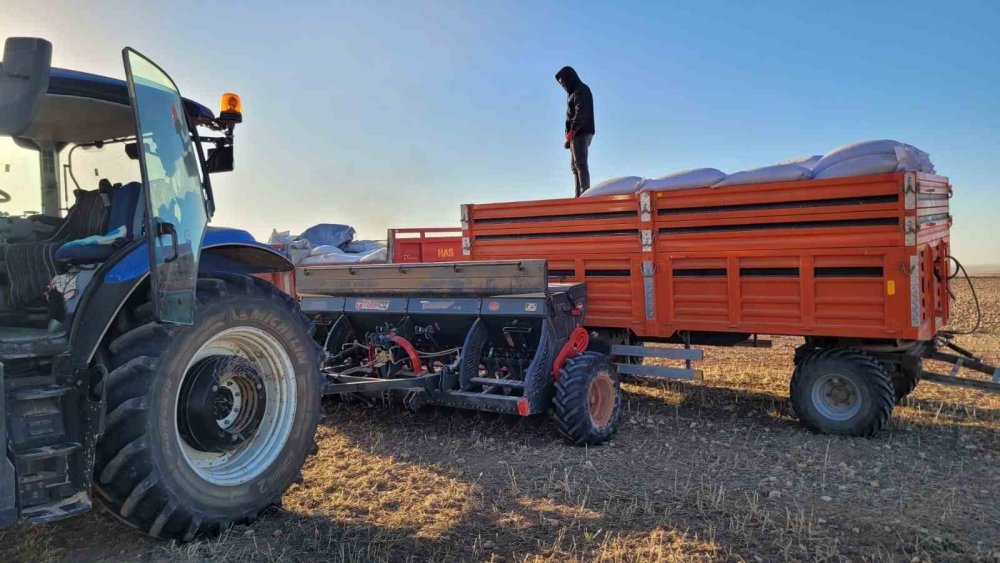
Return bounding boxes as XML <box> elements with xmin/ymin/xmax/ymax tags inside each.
<box><xmin>0</xmin><ymin>38</ymin><xmax>52</xmax><ymax>136</ymax></box>
<box><xmin>206</xmin><ymin>145</ymin><xmax>234</xmax><ymax>173</ymax></box>
<box><xmin>124</xmin><ymin>141</ymin><xmax>151</xmax><ymax>160</ymax></box>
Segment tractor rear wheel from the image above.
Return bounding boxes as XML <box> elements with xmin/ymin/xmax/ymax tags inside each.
<box><xmin>93</xmin><ymin>275</ymin><xmax>322</xmax><ymax>540</ymax></box>
<box><xmin>553</xmin><ymin>352</ymin><xmax>622</xmax><ymax>445</ymax></box>
<box><xmin>789</xmin><ymin>348</ymin><xmax>894</xmax><ymax>437</ymax></box>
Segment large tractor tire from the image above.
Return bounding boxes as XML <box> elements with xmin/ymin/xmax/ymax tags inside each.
<box><xmin>93</xmin><ymin>275</ymin><xmax>322</xmax><ymax>540</ymax></box>
<box><xmin>553</xmin><ymin>352</ymin><xmax>622</xmax><ymax>445</ymax></box>
<box><xmin>789</xmin><ymin>348</ymin><xmax>894</xmax><ymax>437</ymax></box>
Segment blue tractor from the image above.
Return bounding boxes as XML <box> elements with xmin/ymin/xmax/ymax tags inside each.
<box><xmin>0</xmin><ymin>38</ymin><xmax>321</xmax><ymax>539</ymax></box>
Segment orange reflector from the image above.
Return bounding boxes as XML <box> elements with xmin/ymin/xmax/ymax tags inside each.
<box><xmin>517</xmin><ymin>397</ymin><xmax>530</xmax><ymax>416</ymax></box>
<box><xmin>887</xmin><ymin>280</ymin><xmax>896</xmax><ymax>296</ymax></box>
<box><xmin>220</xmin><ymin>93</ymin><xmax>242</xmax><ymax>115</ymax></box>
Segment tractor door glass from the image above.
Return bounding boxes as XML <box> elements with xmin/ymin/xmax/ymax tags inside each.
<box><xmin>123</xmin><ymin>48</ymin><xmax>208</xmax><ymax>325</ymax></box>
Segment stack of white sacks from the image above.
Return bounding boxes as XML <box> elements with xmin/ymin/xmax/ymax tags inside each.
<box><xmin>580</xmin><ymin>139</ymin><xmax>936</xmax><ymax>197</ymax></box>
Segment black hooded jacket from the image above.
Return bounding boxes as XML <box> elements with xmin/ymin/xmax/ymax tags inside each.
<box><xmin>556</xmin><ymin>66</ymin><xmax>595</xmax><ymax>137</ymax></box>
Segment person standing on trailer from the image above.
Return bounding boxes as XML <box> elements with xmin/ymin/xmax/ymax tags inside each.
<box><xmin>556</xmin><ymin>66</ymin><xmax>595</xmax><ymax>197</ymax></box>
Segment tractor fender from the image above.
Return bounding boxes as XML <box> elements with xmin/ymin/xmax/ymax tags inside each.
<box><xmin>72</xmin><ymin>229</ymin><xmax>293</xmax><ymax>366</ymax></box>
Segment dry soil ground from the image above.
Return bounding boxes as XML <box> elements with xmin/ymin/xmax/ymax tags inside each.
<box><xmin>2</xmin><ymin>279</ymin><xmax>1000</xmax><ymax>562</ymax></box>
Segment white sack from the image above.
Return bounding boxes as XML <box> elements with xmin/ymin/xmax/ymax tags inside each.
<box><xmin>813</xmin><ymin>153</ymin><xmax>900</xmax><ymax>179</ymax></box>
<box><xmin>269</xmin><ymin>229</ymin><xmax>295</xmax><ymax>246</ymax></box>
<box><xmin>299</xmin><ymin>246</ymin><xmax>387</xmax><ymax>265</ymax></box>
<box><xmin>813</xmin><ymin>139</ymin><xmax>934</xmax><ymax>175</ymax></box>
<box><xmin>713</xmin><ymin>163</ymin><xmax>812</xmax><ymax>187</ymax></box>
<box><xmin>778</xmin><ymin>155</ymin><xmax>822</xmax><ymax>170</ymax></box>
<box><xmin>580</xmin><ymin>176</ymin><xmax>644</xmax><ymax>197</ymax></box>
<box><xmin>310</xmin><ymin>244</ymin><xmax>338</xmax><ymax>256</ymax></box>
<box><xmin>345</xmin><ymin>240</ymin><xmax>387</xmax><ymax>253</ymax></box>
<box><xmin>640</xmin><ymin>168</ymin><xmax>727</xmax><ymax>192</ymax></box>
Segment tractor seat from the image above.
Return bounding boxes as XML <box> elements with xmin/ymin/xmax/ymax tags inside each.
<box><xmin>54</xmin><ymin>181</ymin><xmax>141</xmax><ymax>265</ymax></box>
<box><xmin>4</xmin><ymin>187</ymin><xmax>110</xmax><ymax>306</ymax></box>
<box><xmin>3</xmin><ymin>180</ymin><xmax>141</xmax><ymax>307</ymax></box>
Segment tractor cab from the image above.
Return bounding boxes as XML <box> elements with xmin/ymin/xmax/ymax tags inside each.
<box><xmin>0</xmin><ymin>38</ymin><xmax>307</xmax><ymax>530</ymax></box>
<box><xmin>0</xmin><ymin>38</ymin><xmax>240</xmax><ymax>352</ymax></box>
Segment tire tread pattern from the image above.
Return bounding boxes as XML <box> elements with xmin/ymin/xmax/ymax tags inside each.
<box><xmin>552</xmin><ymin>351</ymin><xmax>622</xmax><ymax>446</ymax></box>
<box><xmin>790</xmin><ymin>348</ymin><xmax>894</xmax><ymax>437</ymax></box>
<box><xmin>92</xmin><ymin>275</ymin><xmax>322</xmax><ymax>539</ymax></box>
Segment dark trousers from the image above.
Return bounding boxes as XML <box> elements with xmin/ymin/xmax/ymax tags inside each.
<box><xmin>571</xmin><ymin>134</ymin><xmax>593</xmax><ymax>197</ymax></box>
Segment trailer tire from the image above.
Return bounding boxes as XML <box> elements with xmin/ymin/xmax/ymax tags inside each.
<box><xmin>790</xmin><ymin>348</ymin><xmax>894</xmax><ymax>437</ymax></box>
<box><xmin>890</xmin><ymin>361</ymin><xmax>922</xmax><ymax>404</ymax></box>
<box><xmin>94</xmin><ymin>275</ymin><xmax>322</xmax><ymax>540</ymax></box>
<box><xmin>553</xmin><ymin>352</ymin><xmax>621</xmax><ymax>446</ymax></box>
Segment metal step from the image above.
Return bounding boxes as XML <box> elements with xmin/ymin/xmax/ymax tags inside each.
<box><xmin>10</xmin><ymin>384</ymin><xmax>73</xmax><ymax>401</ymax></box>
<box><xmin>616</xmin><ymin>363</ymin><xmax>703</xmax><ymax>381</ymax></box>
<box><xmin>470</xmin><ymin>377</ymin><xmax>525</xmax><ymax>389</ymax></box>
<box><xmin>20</xmin><ymin>491</ymin><xmax>92</xmax><ymax>525</ymax></box>
<box><xmin>14</xmin><ymin>442</ymin><xmax>82</xmax><ymax>462</ymax></box>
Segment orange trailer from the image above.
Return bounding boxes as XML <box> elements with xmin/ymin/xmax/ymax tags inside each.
<box><xmin>462</xmin><ymin>172</ymin><xmax>950</xmax><ymax>343</ymax></box>
<box><xmin>452</xmin><ymin>171</ymin><xmax>997</xmax><ymax>436</ymax></box>
<box><xmin>387</xmin><ymin>227</ymin><xmax>465</xmax><ymax>263</ymax></box>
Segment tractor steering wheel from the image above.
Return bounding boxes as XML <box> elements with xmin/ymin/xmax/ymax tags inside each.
<box><xmin>0</xmin><ymin>189</ymin><xmax>11</xmax><ymax>203</ymax></box>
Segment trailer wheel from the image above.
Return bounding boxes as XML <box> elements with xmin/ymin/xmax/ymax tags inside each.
<box><xmin>889</xmin><ymin>360</ymin><xmax>922</xmax><ymax>404</ymax></box>
<box><xmin>94</xmin><ymin>275</ymin><xmax>322</xmax><ymax>540</ymax></box>
<box><xmin>553</xmin><ymin>352</ymin><xmax>622</xmax><ymax>445</ymax></box>
<box><xmin>789</xmin><ymin>348</ymin><xmax>894</xmax><ymax>437</ymax></box>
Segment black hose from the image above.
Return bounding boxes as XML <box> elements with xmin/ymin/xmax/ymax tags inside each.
<box><xmin>943</xmin><ymin>255</ymin><xmax>981</xmax><ymax>335</ymax></box>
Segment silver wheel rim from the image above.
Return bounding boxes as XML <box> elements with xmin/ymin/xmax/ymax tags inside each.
<box><xmin>811</xmin><ymin>372</ymin><xmax>862</xmax><ymax>421</ymax></box>
<box><xmin>175</xmin><ymin>326</ymin><xmax>297</xmax><ymax>486</ymax></box>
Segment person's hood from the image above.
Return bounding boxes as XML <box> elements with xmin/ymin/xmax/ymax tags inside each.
<box><xmin>555</xmin><ymin>66</ymin><xmax>581</xmax><ymax>93</ymax></box>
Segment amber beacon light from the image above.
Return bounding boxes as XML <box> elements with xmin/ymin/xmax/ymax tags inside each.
<box><xmin>220</xmin><ymin>92</ymin><xmax>242</xmax><ymax>123</ymax></box>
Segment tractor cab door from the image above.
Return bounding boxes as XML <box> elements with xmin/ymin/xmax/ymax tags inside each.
<box><xmin>123</xmin><ymin>48</ymin><xmax>208</xmax><ymax>325</ymax></box>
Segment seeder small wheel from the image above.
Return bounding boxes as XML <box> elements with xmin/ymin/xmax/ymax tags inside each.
<box><xmin>789</xmin><ymin>348</ymin><xmax>894</xmax><ymax>437</ymax></box>
<box><xmin>553</xmin><ymin>352</ymin><xmax>622</xmax><ymax>445</ymax></box>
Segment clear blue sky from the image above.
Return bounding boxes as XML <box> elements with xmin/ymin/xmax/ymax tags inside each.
<box><xmin>4</xmin><ymin>1</ymin><xmax>999</xmax><ymax>264</ymax></box>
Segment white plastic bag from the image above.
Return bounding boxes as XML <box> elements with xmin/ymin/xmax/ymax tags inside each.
<box><xmin>580</xmin><ymin>176</ymin><xmax>644</xmax><ymax>197</ymax></box>
<box><xmin>640</xmin><ymin>168</ymin><xmax>727</xmax><ymax>192</ymax></box>
<box><xmin>713</xmin><ymin>164</ymin><xmax>812</xmax><ymax>187</ymax></box>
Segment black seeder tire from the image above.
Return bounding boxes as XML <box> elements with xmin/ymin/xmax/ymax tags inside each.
<box><xmin>789</xmin><ymin>348</ymin><xmax>894</xmax><ymax>437</ymax></box>
<box><xmin>553</xmin><ymin>352</ymin><xmax>622</xmax><ymax>446</ymax></box>
<box><xmin>93</xmin><ymin>275</ymin><xmax>322</xmax><ymax>540</ymax></box>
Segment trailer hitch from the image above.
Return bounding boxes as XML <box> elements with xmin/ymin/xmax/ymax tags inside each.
<box><xmin>920</xmin><ymin>336</ymin><xmax>1000</xmax><ymax>392</ymax></box>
